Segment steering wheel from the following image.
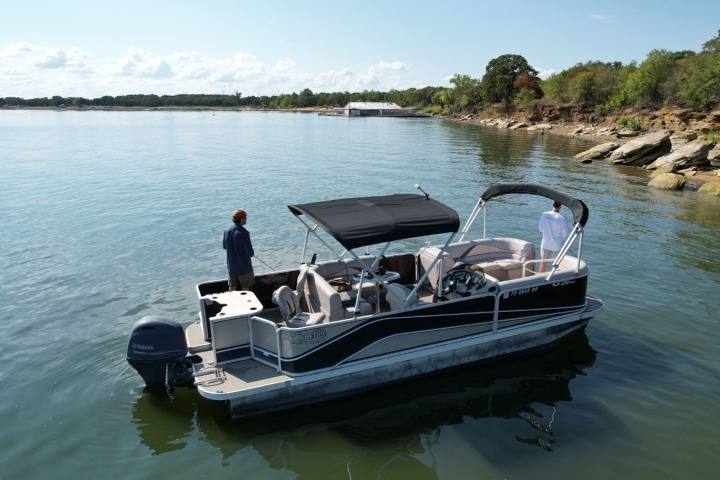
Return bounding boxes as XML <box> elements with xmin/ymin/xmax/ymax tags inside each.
<box><xmin>440</xmin><ymin>269</ymin><xmax>486</xmax><ymax>297</ymax></box>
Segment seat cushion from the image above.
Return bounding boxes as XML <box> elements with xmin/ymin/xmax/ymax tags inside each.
<box><xmin>287</xmin><ymin>311</ymin><xmax>326</xmax><ymax>327</ymax></box>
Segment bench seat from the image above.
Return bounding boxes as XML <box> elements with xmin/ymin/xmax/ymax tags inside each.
<box><xmin>302</xmin><ymin>270</ymin><xmax>372</xmax><ymax>321</ymax></box>
<box><xmin>419</xmin><ymin>238</ymin><xmax>535</xmax><ymax>287</ymax></box>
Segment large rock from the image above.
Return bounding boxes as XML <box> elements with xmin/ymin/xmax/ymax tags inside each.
<box><xmin>649</xmin><ymin>163</ymin><xmax>676</xmax><ymax>178</ymax></box>
<box><xmin>597</xmin><ymin>126</ymin><xmax>619</xmax><ymax>136</ymax></box>
<box><xmin>671</xmin><ymin>131</ymin><xmax>698</xmax><ymax>144</ymax></box>
<box><xmin>609</xmin><ymin>131</ymin><xmax>672</xmax><ymax>166</ymax></box>
<box><xmin>527</xmin><ymin>123</ymin><xmax>552</xmax><ymax>131</ymax></box>
<box><xmin>709</xmin><ymin>145</ymin><xmax>720</xmax><ymax>167</ymax></box>
<box><xmin>698</xmin><ymin>181</ymin><xmax>720</xmax><ymax>196</ymax></box>
<box><xmin>648</xmin><ymin>173</ymin><xmax>686</xmax><ymax>190</ymax></box>
<box><xmin>647</xmin><ymin>141</ymin><xmax>712</xmax><ymax>169</ymax></box>
<box><xmin>575</xmin><ymin>142</ymin><xmax>620</xmax><ymax>160</ymax></box>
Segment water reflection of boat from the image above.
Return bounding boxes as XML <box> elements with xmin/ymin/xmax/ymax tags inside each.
<box><xmin>133</xmin><ymin>332</ymin><xmax>596</xmax><ymax>472</ymax></box>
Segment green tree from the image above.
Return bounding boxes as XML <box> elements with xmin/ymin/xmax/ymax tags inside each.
<box><xmin>481</xmin><ymin>54</ymin><xmax>539</xmax><ymax>105</ymax></box>
<box><xmin>625</xmin><ymin>49</ymin><xmax>678</xmax><ymax>108</ymax></box>
<box><xmin>141</xmin><ymin>94</ymin><xmax>162</xmax><ymax>107</ymax></box>
<box><xmin>677</xmin><ymin>49</ymin><xmax>720</xmax><ymax>110</ymax></box>
<box><xmin>97</xmin><ymin>95</ymin><xmax>115</xmax><ymax>106</ymax></box>
<box><xmin>595</xmin><ymin>61</ymin><xmax>637</xmax><ymax>112</ymax></box>
<box><xmin>543</xmin><ymin>61</ymin><xmax>626</xmax><ymax>109</ymax></box>
<box><xmin>385</xmin><ymin>88</ymin><xmax>404</xmax><ymax>105</ymax></box>
<box><xmin>398</xmin><ymin>88</ymin><xmax>418</xmax><ymax>107</ymax></box>
<box><xmin>669</xmin><ymin>29</ymin><xmax>720</xmax><ymax>110</ymax></box>
<box><xmin>449</xmin><ymin>73</ymin><xmax>482</xmax><ymax>110</ymax></box>
<box><xmin>297</xmin><ymin>88</ymin><xmax>315</xmax><ymax>108</ymax></box>
<box><xmin>431</xmin><ymin>88</ymin><xmax>453</xmax><ymax>109</ymax></box>
<box><xmin>566</xmin><ymin>71</ymin><xmax>596</xmax><ymax>107</ymax></box>
<box><xmin>71</xmin><ymin>97</ymin><xmax>89</xmax><ymax>107</ymax></box>
<box><xmin>414</xmin><ymin>86</ymin><xmax>438</xmax><ymax>107</ymax></box>
<box><xmin>277</xmin><ymin>93</ymin><xmax>298</xmax><ymax>108</ymax></box>
<box><xmin>540</xmin><ymin>72</ymin><xmax>567</xmax><ymax>101</ymax></box>
<box><xmin>702</xmin><ymin>30</ymin><xmax>720</xmax><ymax>53</ymax></box>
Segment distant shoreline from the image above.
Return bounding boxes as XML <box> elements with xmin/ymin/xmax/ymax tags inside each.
<box><xmin>1</xmin><ymin>105</ymin><xmax>320</xmax><ymax>112</ymax></box>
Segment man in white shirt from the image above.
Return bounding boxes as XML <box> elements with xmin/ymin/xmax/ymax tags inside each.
<box><xmin>538</xmin><ymin>201</ymin><xmax>570</xmax><ymax>273</ymax></box>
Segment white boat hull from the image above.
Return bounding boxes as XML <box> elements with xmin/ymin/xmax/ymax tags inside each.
<box><xmin>192</xmin><ymin>297</ymin><xmax>601</xmax><ymax>418</ymax></box>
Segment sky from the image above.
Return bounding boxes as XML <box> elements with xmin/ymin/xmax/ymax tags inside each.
<box><xmin>1</xmin><ymin>0</ymin><xmax>718</xmax><ymax>99</ymax></box>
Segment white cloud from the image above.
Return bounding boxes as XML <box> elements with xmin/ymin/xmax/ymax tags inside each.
<box><xmin>374</xmin><ymin>61</ymin><xmax>408</xmax><ymax>72</ymax></box>
<box><xmin>1</xmin><ymin>41</ymin><xmax>34</xmax><ymax>57</ymax></box>
<box><xmin>33</xmin><ymin>48</ymin><xmax>68</xmax><ymax>68</ymax></box>
<box><xmin>29</xmin><ymin>46</ymin><xmax>92</xmax><ymax>70</ymax></box>
<box><xmin>589</xmin><ymin>14</ymin><xmax>613</xmax><ymax>23</ymax></box>
<box><xmin>537</xmin><ymin>68</ymin><xmax>555</xmax><ymax>79</ymax></box>
<box><xmin>0</xmin><ymin>42</ymin><xmax>427</xmax><ymax>98</ymax></box>
<box><xmin>114</xmin><ymin>47</ymin><xmax>173</xmax><ymax>78</ymax></box>
<box><xmin>273</xmin><ymin>58</ymin><xmax>296</xmax><ymax>73</ymax></box>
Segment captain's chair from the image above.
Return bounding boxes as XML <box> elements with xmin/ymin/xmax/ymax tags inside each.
<box><xmin>272</xmin><ymin>285</ymin><xmax>326</xmax><ymax>327</ymax></box>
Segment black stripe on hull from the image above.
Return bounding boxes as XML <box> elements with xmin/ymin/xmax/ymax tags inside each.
<box><xmin>498</xmin><ymin>275</ymin><xmax>587</xmax><ymax>321</ymax></box>
<box><xmin>281</xmin><ymin>295</ymin><xmax>496</xmax><ymax>373</ymax></box>
<box><xmin>280</xmin><ymin>277</ymin><xmax>588</xmax><ymax>374</ymax></box>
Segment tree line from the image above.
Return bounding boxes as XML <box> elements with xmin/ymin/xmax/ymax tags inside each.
<box><xmin>0</xmin><ymin>89</ymin><xmax>437</xmax><ymax>110</ymax></box>
<box><xmin>2</xmin><ymin>31</ymin><xmax>718</xmax><ymax>114</ymax></box>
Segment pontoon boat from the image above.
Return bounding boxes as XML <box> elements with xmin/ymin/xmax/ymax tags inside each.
<box><xmin>127</xmin><ymin>183</ymin><xmax>603</xmax><ymax>419</ymax></box>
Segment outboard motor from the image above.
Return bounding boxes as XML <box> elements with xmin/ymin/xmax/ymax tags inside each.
<box><xmin>126</xmin><ymin>315</ymin><xmax>194</xmax><ymax>390</ymax></box>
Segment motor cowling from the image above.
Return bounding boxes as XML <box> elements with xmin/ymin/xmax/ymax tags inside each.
<box><xmin>126</xmin><ymin>315</ymin><xmax>190</xmax><ymax>389</ymax></box>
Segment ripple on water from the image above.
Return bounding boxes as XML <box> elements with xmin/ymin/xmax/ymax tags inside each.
<box><xmin>1</xmin><ymin>111</ymin><xmax>719</xmax><ymax>479</ymax></box>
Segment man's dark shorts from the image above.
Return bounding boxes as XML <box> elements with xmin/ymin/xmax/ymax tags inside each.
<box><xmin>228</xmin><ymin>271</ymin><xmax>255</xmax><ymax>291</ymax></box>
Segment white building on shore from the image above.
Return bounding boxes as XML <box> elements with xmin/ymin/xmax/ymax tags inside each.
<box><xmin>331</xmin><ymin>102</ymin><xmax>417</xmax><ymax>117</ymax></box>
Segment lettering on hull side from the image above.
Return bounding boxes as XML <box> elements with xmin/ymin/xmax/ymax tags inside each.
<box><xmin>503</xmin><ymin>286</ymin><xmax>539</xmax><ymax>298</ymax></box>
<box><xmin>282</xmin><ymin>329</ymin><xmax>328</xmax><ymax>345</ymax></box>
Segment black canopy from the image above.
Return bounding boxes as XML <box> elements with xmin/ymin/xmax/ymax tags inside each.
<box><xmin>480</xmin><ymin>183</ymin><xmax>589</xmax><ymax>226</ymax></box>
<box><xmin>288</xmin><ymin>194</ymin><xmax>460</xmax><ymax>251</ymax></box>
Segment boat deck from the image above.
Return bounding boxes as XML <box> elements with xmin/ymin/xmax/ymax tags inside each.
<box><xmin>193</xmin><ymin>356</ymin><xmax>291</xmax><ymax>399</ymax></box>
<box><xmin>186</xmin><ymin>317</ymin><xmax>292</xmax><ymax>398</ymax></box>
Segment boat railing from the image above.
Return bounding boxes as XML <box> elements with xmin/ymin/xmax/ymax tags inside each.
<box><xmin>249</xmin><ymin>316</ymin><xmax>334</xmax><ymax>374</ymax></box>
<box><xmin>516</xmin><ymin>256</ymin><xmax>588</xmax><ymax>282</ymax></box>
<box><xmin>523</xmin><ymin>260</ymin><xmax>537</xmax><ymax>277</ymax></box>
<box><xmin>248</xmin><ymin>315</ymin><xmax>282</xmax><ymax>370</ymax></box>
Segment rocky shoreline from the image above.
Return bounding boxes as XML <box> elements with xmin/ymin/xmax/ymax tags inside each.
<box><xmin>450</xmin><ymin>108</ymin><xmax>720</xmax><ymax>195</ymax></box>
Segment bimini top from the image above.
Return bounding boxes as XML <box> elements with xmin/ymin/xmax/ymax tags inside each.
<box><xmin>481</xmin><ymin>183</ymin><xmax>589</xmax><ymax>227</ymax></box>
<box><xmin>288</xmin><ymin>194</ymin><xmax>460</xmax><ymax>251</ymax></box>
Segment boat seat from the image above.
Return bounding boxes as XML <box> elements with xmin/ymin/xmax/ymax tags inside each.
<box><xmin>296</xmin><ymin>264</ymin><xmax>310</xmax><ymax>291</ymax></box>
<box><xmin>272</xmin><ymin>285</ymin><xmax>326</xmax><ymax>327</ymax></box>
<box><xmin>386</xmin><ymin>283</ymin><xmax>424</xmax><ymax>311</ymax></box>
<box><xmin>304</xmin><ymin>270</ymin><xmax>372</xmax><ymax>321</ymax></box>
<box><xmin>419</xmin><ymin>238</ymin><xmax>535</xmax><ymax>287</ymax></box>
<box><xmin>475</xmin><ymin>260</ymin><xmax>526</xmax><ymax>281</ymax></box>
<box><xmin>310</xmin><ymin>255</ymin><xmax>377</xmax><ymax>279</ymax></box>
<box><xmin>295</xmin><ymin>264</ymin><xmax>310</xmax><ymax>308</ymax></box>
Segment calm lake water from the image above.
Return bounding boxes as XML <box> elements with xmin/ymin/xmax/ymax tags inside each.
<box><xmin>1</xmin><ymin>110</ymin><xmax>718</xmax><ymax>479</ymax></box>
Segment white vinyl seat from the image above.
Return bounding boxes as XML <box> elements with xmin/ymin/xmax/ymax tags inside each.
<box><xmin>295</xmin><ymin>264</ymin><xmax>310</xmax><ymax>294</ymax></box>
<box><xmin>386</xmin><ymin>283</ymin><xmax>423</xmax><ymax>311</ymax></box>
<box><xmin>272</xmin><ymin>285</ymin><xmax>325</xmax><ymax>327</ymax></box>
